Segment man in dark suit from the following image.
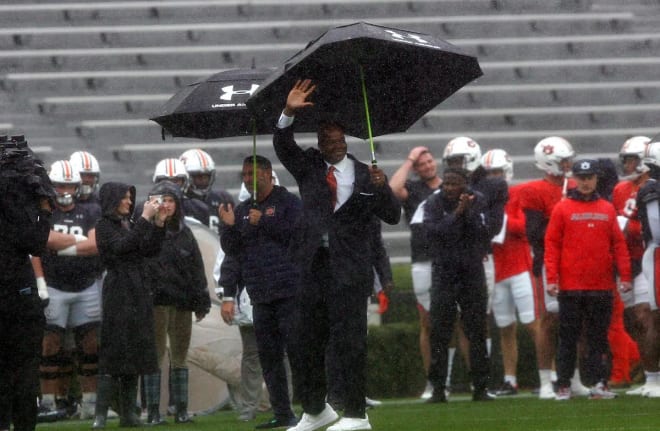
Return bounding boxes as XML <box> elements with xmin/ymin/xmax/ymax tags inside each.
<box><xmin>274</xmin><ymin>79</ymin><xmax>401</xmax><ymax>431</ymax></box>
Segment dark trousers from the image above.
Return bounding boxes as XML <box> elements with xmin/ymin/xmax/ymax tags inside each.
<box><xmin>428</xmin><ymin>262</ymin><xmax>490</xmax><ymax>393</ymax></box>
<box><xmin>253</xmin><ymin>297</ymin><xmax>296</xmax><ymax>421</ymax></box>
<box><xmin>289</xmin><ymin>248</ymin><xmax>368</xmax><ymax>418</ymax></box>
<box><xmin>0</xmin><ymin>292</ymin><xmax>45</xmax><ymax>431</ymax></box>
<box><xmin>556</xmin><ymin>292</ymin><xmax>613</xmax><ymax>387</ymax></box>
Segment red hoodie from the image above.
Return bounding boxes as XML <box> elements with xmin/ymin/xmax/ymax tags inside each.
<box><xmin>544</xmin><ymin>192</ymin><xmax>631</xmax><ymax>291</ymax></box>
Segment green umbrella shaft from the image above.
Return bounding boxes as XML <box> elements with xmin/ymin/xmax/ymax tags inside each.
<box><xmin>359</xmin><ymin>65</ymin><xmax>377</xmax><ymax>167</ymax></box>
<box><xmin>252</xmin><ymin>118</ymin><xmax>258</xmax><ymax>207</ymax></box>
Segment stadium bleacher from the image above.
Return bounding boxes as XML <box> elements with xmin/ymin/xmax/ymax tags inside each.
<box><xmin>1</xmin><ymin>0</ymin><xmax>659</xmax><ymax>261</ymax></box>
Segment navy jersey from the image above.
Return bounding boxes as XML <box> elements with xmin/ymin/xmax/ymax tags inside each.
<box><xmin>403</xmin><ymin>179</ymin><xmax>438</xmax><ymax>262</ymax></box>
<box><xmin>42</xmin><ymin>204</ymin><xmax>103</xmax><ymax>292</ymax></box>
<box><xmin>192</xmin><ymin>189</ymin><xmax>235</xmax><ymax>235</ymax></box>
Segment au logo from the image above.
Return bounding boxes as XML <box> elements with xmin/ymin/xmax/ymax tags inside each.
<box><xmin>542</xmin><ymin>145</ymin><xmax>554</xmax><ymax>155</ymax></box>
<box><xmin>220</xmin><ymin>84</ymin><xmax>260</xmax><ymax>101</ymax></box>
<box><xmin>265</xmin><ymin>207</ymin><xmax>275</xmax><ymax>216</ymax></box>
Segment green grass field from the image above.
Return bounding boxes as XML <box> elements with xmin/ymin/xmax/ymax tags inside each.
<box><xmin>39</xmin><ymin>390</ymin><xmax>660</xmax><ymax>431</ymax></box>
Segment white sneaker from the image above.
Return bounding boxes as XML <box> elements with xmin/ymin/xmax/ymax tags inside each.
<box><xmin>539</xmin><ymin>382</ymin><xmax>555</xmax><ymax>399</ymax></box>
<box><xmin>420</xmin><ymin>381</ymin><xmax>433</xmax><ymax>400</ymax></box>
<box><xmin>571</xmin><ymin>381</ymin><xmax>591</xmax><ymax>397</ymax></box>
<box><xmin>643</xmin><ymin>383</ymin><xmax>660</xmax><ymax>398</ymax></box>
<box><xmin>327</xmin><ymin>415</ymin><xmax>371</xmax><ymax>431</ymax></box>
<box><xmin>589</xmin><ymin>382</ymin><xmax>617</xmax><ymax>399</ymax></box>
<box><xmin>287</xmin><ymin>403</ymin><xmax>338</xmax><ymax>431</ymax></box>
<box><xmin>364</xmin><ymin>397</ymin><xmax>381</xmax><ymax>407</ymax></box>
<box><xmin>555</xmin><ymin>387</ymin><xmax>571</xmax><ymax>401</ymax></box>
<box><xmin>626</xmin><ymin>385</ymin><xmax>647</xmax><ymax>396</ymax></box>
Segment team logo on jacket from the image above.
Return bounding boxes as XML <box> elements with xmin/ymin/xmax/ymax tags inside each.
<box><xmin>265</xmin><ymin>206</ymin><xmax>276</xmax><ymax>216</ymax></box>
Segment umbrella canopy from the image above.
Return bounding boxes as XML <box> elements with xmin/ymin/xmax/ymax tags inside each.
<box><xmin>246</xmin><ymin>21</ymin><xmax>482</xmax><ymax>140</ymax></box>
<box><xmin>151</xmin><ymin>68</ymin><xmax>275</xmax><ymax>139</ymax></box>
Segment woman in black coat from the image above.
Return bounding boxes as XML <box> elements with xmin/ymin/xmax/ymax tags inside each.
<box><xmin>142</xmin><ymin>180</ymin><xmax>211</xmax><ymax>425</ymax></box>
<box><xmin>92</xmin><ymin>182</ymin><xmax>167</xmax><ymax>429</ymax></box>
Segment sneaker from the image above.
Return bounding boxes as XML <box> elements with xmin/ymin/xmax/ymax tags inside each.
<box><xmin>539</xmin><ymin>382</ymin><xmax>555</xmax><ymax>400</ymax></box>
<box><xmin>626</xmin><ymin>385</ymin><xmax>647</xmax><ymax>396</ymax></box>
<box><xmin>555</xmin><ymin>386</ymin><xmax>571</xmax><ymax>401</ymax></box>
<box><xmin>571</xmin><ymin>381</ymin><xmax>591</xmax><ymax>397</ymax></box>
<box><xmin>256</xmin><ymin>416</ymin><xmax>298</xmax><ymax>429</ymax></box>
<box><xmin>472</xmin><ymin>389</ymin><xmax>495</xmax><ymax>402</ymax></box>
<box><xmin>589</xmin><ymin>382</ymin><xmax>617</xmax><ymax>399</ymax></box>
<box><xmin>364</xmin><ymin>397</ymin><xmax>381</xmax><ymax>408</ymax></box>
<box><xmin>425</xmin><ymin>389</ymin><xmax>447</xmax><ymax>403</ymax></box>
<box><xmin>420</xmin><ymin>381</ymin><xmax>434</xmax><ymax>400</ymax></box>
<box><xmin>287</xmin><ymin>404</ymin><xmax>338</xmax><ymax>431</ymax></box>
<box><xmin>493</xmin><ymin>381</ymin><xmax>518</xmax><ymax>396</ymax></box>
<box><xmin>643</xmin><ymin>383</ymin><xmax>660</xmax><ymax>398</ymax></box>
<box><xmin>327</xmin><ymin>415</ymin><xmax>371</xmax><ymax>431</ymax></box>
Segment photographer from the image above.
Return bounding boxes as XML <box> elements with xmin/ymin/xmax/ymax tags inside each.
<box><xmin>0</xmin><ymin>136</ymin><xmax>54</xmax><ymax>431</ymax></box>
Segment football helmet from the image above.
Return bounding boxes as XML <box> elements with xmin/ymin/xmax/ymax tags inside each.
<box><xmin>533</xmin><ymin>136</ymin><xmax>575</xmax><ymax>176</ymax></box>
<box><xmin>481</xmin><ymin>149</ymin><xmax>513</xmax><ymax>182</ymax></box>
<box><xmin>643</xmin><ymin>139</ymin><xmax>660</xmax><ymax>169</ymax></box>
<box><xmin>179</xmin><ymin>149</ymin><xmax>216</xmax><ymax>197</ymax></box>
<box><xmin>620</xmin><ymin>136</ymin><xmax>651</xmax><ymax>177</ymax></box>
<box><xmin>49</xmin><ymin>160</ymin><xmax>81</xmax><ymax>206</ymax></box>
<box><xmin>443</xmin><ymin>136</ymin><xmax>482</xmax><ymax>172</ymax></box>
<box><xmin>69</xmin><ymin>151</ymin><xmax>101</xmax><ymax>198</ymax></box>
<box><xmin>153</xmin><ymin>158</ymin><xmax>189</xmax><ymax>185</ymax></box>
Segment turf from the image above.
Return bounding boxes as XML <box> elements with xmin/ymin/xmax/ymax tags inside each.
<box><xmin>39</xmin><ymin>390</ymin><xmax>660</xmax><ymax>431</ymax></box>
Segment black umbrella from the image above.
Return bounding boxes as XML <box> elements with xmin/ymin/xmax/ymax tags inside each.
<box><xmin>247</xmin><ymin>21</ymin><xmax>483</xmax><ymax>164</ymax></box>
<box><xmin>150</xmin><ymin>67</ymin><xmax>275</xmax><ymax>140</ymax></box>
<box><xmin>150</xmin><ymin>68</ymin><xmax>276</xmax><ymax>203</ymax></box>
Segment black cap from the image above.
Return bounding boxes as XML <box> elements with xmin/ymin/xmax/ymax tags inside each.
<box><xmin>572</xmin><ymin>159</ymin><xmax>599</xmax><ymax>176</ymax></box>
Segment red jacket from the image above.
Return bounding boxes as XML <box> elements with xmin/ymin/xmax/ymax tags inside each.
<box><xmin>544</xmin><ymin>191</ymin><xmax>631</xmax><ymax>292</ymax></box>
<box><xmin>492</xmin><ymin>184</ymin><xmax>532</xmax><ymax>282</ymax></box>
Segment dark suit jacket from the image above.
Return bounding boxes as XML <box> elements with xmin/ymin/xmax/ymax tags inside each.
<box><xmin>274</xmin><ymin>126</ymin><xmax>401</xmax><ymax>293</ymax></box>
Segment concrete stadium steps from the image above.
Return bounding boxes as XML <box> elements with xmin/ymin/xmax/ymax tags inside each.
<box><xmin>5</xmin><ymin>53</ymin><xmax>660</xmax><ymax>96</ymax></box>
<box><xmin>24</xmin><ymin>80</ymin><xmax>660</xmax><ymax>117</ymax></box>
<box><xmin>0</xmin><ymin>0</ymin><xmax>595</xmax><ymax>27</ymax></box>
<box><xmin>59</xmin><ymin>99</ymin><xmax>660</xmax><ymax>144</ymax></box>
<box><xmin>0</xmin><ymin>13</ymin><xmax>635</xmax><ymax>50</ymax></box>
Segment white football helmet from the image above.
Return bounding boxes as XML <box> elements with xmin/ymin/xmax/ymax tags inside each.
<box><xmin>69</xmin><ymin>150</ymin><xmax>101</xmax><ymax>198</ymax></box>
<box><xmin>481</xmin><ymin>149</ymin><xmax>513</xmax><ymax>182</ymax></box>
<box><xmin>534</xmin><ymin>136</ymin><xmax>575</xmax><ymax>176</ymax></box>
<box><xmin>443</xmin><ymin>136</ymin><xmax>482</xmax><ymax>172</ymax></box>
<box><xmin>49</xmin><ymin>160</ymin><xmax>81</xmax><ymax>206</ymax></box>
<box><xmin>643</xmin><ymin>139</ymin><xmax>660</xmax><ymax>169</ymax></box>
<box><xmin>153</xmin><ymin>158</ymin><xmax>189</xmax><ymax>185</ymax></box>
<box><xmin>179</xmin><ymin>149</ymin><xmax>216</xmax><ymax>197</ymax></box>
<box><xmin>620</xmin><ymin>136</ymin><xmax>651</xmax><ymax>177</ymax></box>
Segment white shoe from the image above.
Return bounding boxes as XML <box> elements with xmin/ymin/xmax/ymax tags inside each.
<box><xmin>287</xmin><ymin>403</ymin><xmax>338</xmax><ymax>431</ymax></box>
<box><xmin>327</xmin><ymin>415</ymin><xmax>372</xmax><ymax>431</ymax></box>
<box><xmin>420</xmin><ymin>381</ymin><xmax>433</xmax><ymax>400</ymax></box>
<box><xmin>364</xmin><ymin>397</ymin><xmax>381</xmax><ymax>407</ymax></box>
<box><xmin>588</xmin><ymin>382</ymin><xmax>617</xmax><ymax>399</ymax></box>
<box><xmin>626</xmin><ymin>385</ymin><xmax>647</xmax><ymax>396</ymax></box>
<box><xmin>539</xmin><ymin>382</ymin><xmax>555</xmax><ymax>399</ymax></box>
<box><xmin>643</xmin><ymin>383</ymin><xmax>660</xmax><ymax>398</ymax></box>
<box><xmin>570</xmin><ymin>381</ymin><xmax>591</xmax><ymax>397</ymax></box>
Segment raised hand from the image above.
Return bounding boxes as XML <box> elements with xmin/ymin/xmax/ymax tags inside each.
<box><xmin>284</xmin><ymin>79</ymin><xmax>316</xmax><ymax>116</ymax></box>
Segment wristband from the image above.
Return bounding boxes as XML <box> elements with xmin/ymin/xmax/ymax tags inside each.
<box><xmin>58</xmin><ymin>244</ymin><xmax>77</xmax><ymax>256</ymax></box>
<box><xmin>74</xmin><ymin>234</ymin><xmax>88</xmax><ymax>243</ymax></box>
<box><xmin>222</xmin><ymin>297</ymin><xmax>235</xmax><ymax>303</ymax></box>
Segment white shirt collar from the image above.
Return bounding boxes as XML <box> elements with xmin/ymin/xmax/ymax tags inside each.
<box><xmin>326</xmin><ymin>155</ymin><xmax>349</xmax><ymax>173</ymax></box>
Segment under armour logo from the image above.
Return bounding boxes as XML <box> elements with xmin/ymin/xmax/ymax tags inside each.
<box><xmin>384</xmin><ymin>30</ymin><xmax>431</xmax><ymax>45</ymax></box>
<box><xmin>580</xmin><ymin>161</ymin><xmax>591</xmax><ymax>170</ymax></box>
<box><xmin>220</xmin><ymin>84</ymin><xmax>260</xmax><ymax>101</ymax></box>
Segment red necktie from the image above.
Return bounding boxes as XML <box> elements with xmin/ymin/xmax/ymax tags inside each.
<box><xmin>326</xmin><ymin>166</ymin><xmax>337</xmax><ymax>209</ymax></box>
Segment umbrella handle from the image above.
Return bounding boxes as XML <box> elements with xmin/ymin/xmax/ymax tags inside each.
<box><xmin>359</xmin><ymin>65</ymin><xmax>377</xmax><ymax>166</ymax></box>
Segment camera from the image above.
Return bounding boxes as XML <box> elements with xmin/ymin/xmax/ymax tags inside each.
<box><xmin>150</xmin><ymin>194</ymin><xmax>163</xmax><ymax>204</ymax></box>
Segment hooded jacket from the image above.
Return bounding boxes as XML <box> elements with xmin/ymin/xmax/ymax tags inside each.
<box><xmin>95</xmin><ymin>182</ymin><xmax>165</xmax><ymax>375</ymax></box>
<box><xmin>144</xmin><ymin>181</ymin><xmax>211</xmax><ymax>314</ymax></box>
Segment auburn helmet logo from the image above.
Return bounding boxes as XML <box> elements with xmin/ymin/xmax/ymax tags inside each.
<box><xmin>543</xmin><ymin>145</ymin><xmax>554</xmax><ymax>155</ymax></box>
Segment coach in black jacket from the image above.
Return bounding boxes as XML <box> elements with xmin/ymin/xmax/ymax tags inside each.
<box><xmin>274</xmin><ymin>80</ymin><xmax>401</xmax><ymax>431</ymax></box>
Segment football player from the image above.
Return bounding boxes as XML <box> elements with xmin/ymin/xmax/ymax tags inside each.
<box><xmin>69</xmin><ymin>151</ymin><xmax>101</xmax><ymax>207</ymax></box>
